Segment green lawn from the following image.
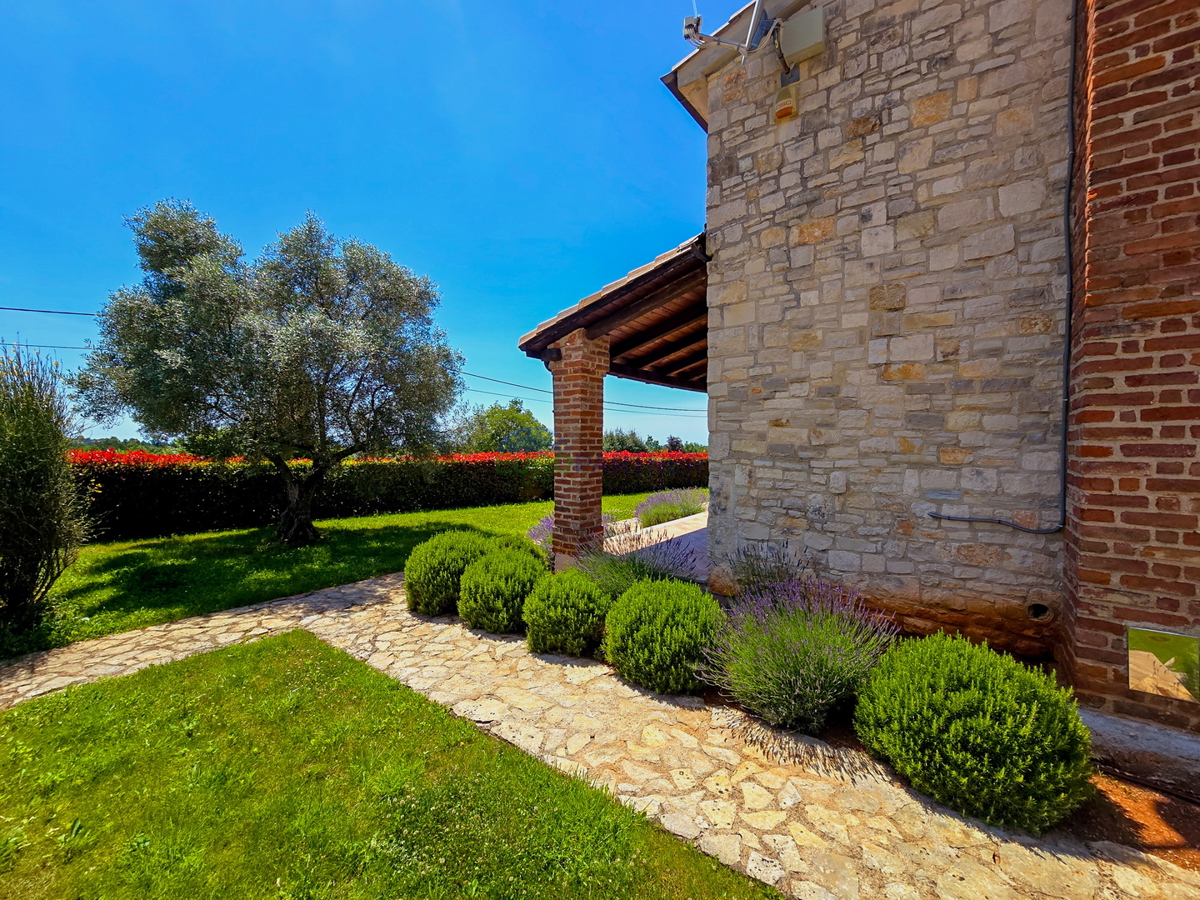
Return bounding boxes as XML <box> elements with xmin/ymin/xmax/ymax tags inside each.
<box><xmin>19</xmin><ymin>494</ymin><xmax>651</xmax><ymax>658</ymax></box>
<box><xmin>0</xmin><ymin>631</ymin><xmax>776</xmax><ymax>900</ymax></box>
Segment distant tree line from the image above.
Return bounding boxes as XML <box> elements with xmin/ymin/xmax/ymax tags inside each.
<box><xmin>602</xmin><ymin>428</ymin><xmax>705</xmax><ymax>454</ymax></box>
<box><xmin>68</xmin><ymin>435</ymin><xmax>182</xmax><ymax>453</ymax></box>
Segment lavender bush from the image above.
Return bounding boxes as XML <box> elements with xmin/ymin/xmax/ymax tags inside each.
<box><xmin>576</xmin><ymin>528</ymin><xmax>701</xmax><ymax>601</ymax></box>
<box><xmin>727</xmin><ymin>541</ymin><xmax>807</xmax><ymax>597</ymax></box>
<box><xmin>634</xmin><ymin>488</ymin><xmax>707</xmax><ymax>528</ymax></box>
<box><xmin>703</xmin><ymin>576</ymin><xmax>899</xmax><ymax>735</ymax></box>
<box><xmin>526</xmin><ymin>513</ymin><xmax>618</xmax><ymax>557</ymax></box>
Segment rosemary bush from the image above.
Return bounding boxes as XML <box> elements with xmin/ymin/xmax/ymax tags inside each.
<box><xmin>855</xmin><ymin>633</ymin><xmax>1094</xmax><ymax>834</ymax></box>
<box><xmin>602</xmin><ymin>579</ymin><xmax>722</xmax><ymax>694</ymax></box>
<box><xmin>404</xmin><ymin>531</ymin><xmax>493</xmax><ymax>616</ymax></box>
<box><xmin>704</xmin><ymin>577</ymin><xmax>897</xmax><ymax>734</ymax></box>
<box><xmin>458</xmin><ymin>549</ymin><xmax>547</xmax><ymax>634</ymax></box>
<box><xmin>487</xmin><ymin>533</ymin><xmax>549</xmax><ymax>567</ymax></box>
<box><xmin>524</xmin><ymin>569</ymin><xmax>612</xmax><ymax>656</ymax></box>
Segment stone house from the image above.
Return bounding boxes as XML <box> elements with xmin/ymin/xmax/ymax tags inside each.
<box><xmin>520</xmin><ymin>0</ymin><xmax>1200</xmax><ymax>736</ymax></box>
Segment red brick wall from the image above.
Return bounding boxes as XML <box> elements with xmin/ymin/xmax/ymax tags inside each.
<box><xmin>1065</xmin><ymin>0</ymin><xmax>1200</xmax><ymax>730</ymax></box>
<box><xmin>548</xmin><ymin>329</ymin><xmax>609</xmax><ymax>565</ymax></box>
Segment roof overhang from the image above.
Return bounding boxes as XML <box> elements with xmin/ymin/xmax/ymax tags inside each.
<box><xmin>662</xmin><ymin>0</ymin><xmax>816</xmax><ymax>132</ymax></box>
<box><xmin>519</xmin><ymin>235</ymin><xmax>710</xmax><ymax>393</ymax></box>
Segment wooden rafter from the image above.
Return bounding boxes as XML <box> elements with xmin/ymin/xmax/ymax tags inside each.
<box><xmin>583</xmin><ymin>269</ymin><xmax>707</xmax><ymax>340</ymax></box>
<box><xmin>628</xmin><ymin>333</ymin><xmax>708</xmax><ymax>370</ymax></box>
<box><xmin>661</xmin><ymin>348</ymin><xmax>708</xmax><ymax>378</ymax></box>
<box><xmin>609</xmin><ymin>307</ymin><xmax>707</xmax><ymax>361</ymax></box>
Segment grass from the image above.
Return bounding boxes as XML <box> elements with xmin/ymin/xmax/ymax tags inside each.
<box><xmin>10</xmin><ymin>494</ymin><xmax>653</xmax><ymax>658</ymax></box>
<box><xmin>0</xmin><ymin>631</ymin><xmax>777</xmax><ymax>900</ymax></box>
<box><xmin>636</xmin><ymin>489</ymin><xmax>708</xmax><ymax>529</ymax></box>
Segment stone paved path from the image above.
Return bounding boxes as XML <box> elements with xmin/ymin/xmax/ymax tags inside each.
<box><xmin>2</xmin><ymin>574</ymin><xmax>1198</xmax><ymax>900</ymax></box>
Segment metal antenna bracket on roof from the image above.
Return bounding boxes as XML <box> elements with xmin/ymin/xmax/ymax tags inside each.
<box><xmin>683</xmin><ymin>0</ymin><xmax>770</xmax><ymax>60</ymax></box>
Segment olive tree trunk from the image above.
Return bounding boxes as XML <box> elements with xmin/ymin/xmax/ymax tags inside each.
<box><xmin>267</xmin><ymin>449</ymin><xmax>359</xmax><ymax>548</ymax></box>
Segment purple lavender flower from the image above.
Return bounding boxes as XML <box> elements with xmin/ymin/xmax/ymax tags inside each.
<box><xmin>527</xmin><ymin>514</ymin><xmax>555</xmax><ymax>555</ymax></box>
<box><xmin>703</xmin><ymin>575</ymin><xmax>899</xmax><ymax>735</ymax></box>
<box><xmin>526</xmin><ymin>512</ymin><xmax>619</xmax><ymax>556</ymax></box>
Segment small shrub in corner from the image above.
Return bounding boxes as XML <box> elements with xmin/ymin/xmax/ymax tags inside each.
<box><xmin>602</xmin><ymin>579</ymin><xmax>722</xmax><ymax>695</ymax></box>
<box><xmin>524</xmin><ymin>569</ymin><xmax>612</xmax><ymax>657</ymax></box>
<box><xmin>854</xmin><ymin>632</ymin><xmax>1094</xmax><ymax>834</ymax></box>
<box><xmin>403</xmin><ymin>531</ymin><xmax>493</xmax><ymax>616</ymax></box>
<box><xmin>458</xmin><ymin>549</ymin><xmax>547</xmax><ymax>634</ymax></box>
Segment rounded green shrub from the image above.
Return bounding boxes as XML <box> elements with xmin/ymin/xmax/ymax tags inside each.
<box><xmin>404</xmin><ymin>531</ymin><xmax>494</xmax><ymax>616</ymax></box>
<box><xmin>458</xmin><ymin>549</ymin><xmax>548</xmax><ymax>634</ymax></box>
<box><xmin>524</xmin><ymin>569</ymin><xmax>612</xmax><ymax>656</ymax></box>
<box><xmin>488</xmin><ymin>534</ymin><xmax>548</xmax><ymax>566</ymax></box>
<box><xmin>601</xmin><ymin>579</ymin><xmax>722</xmax><ymax>695</ymax></box>
<box><xmin>854</xmin><ymin>633</ymin><xmax>1094</xmax><ymax>834</ymax></box>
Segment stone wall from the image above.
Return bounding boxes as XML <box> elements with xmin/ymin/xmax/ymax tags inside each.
<box><xmin>1064</xmin><ymin>0</ymin><xmax>1200</xmax><ymax>731</ymax></box>
<box><xmin>702</xmin><ymin>0</ymin><xmax>1075</xmax><ymax>655</ymax></box>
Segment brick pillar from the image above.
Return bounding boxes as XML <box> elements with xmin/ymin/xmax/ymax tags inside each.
<box><xmin>1064</xmin><ymin>0</ymin><xmax>1200</xmax><ymax>731</ymax></box>
<box><xmin>547</xmin><ymin>329</ymin><xmax>609</xmax><ymax>570</ymax></box>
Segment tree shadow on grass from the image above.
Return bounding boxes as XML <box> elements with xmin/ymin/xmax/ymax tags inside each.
<box><xmin>19</xmin><ymin>520</ymin><xmax>512</xmax><ymax>660</ymax></box>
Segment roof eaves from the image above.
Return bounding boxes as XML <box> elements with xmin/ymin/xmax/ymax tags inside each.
<box><xmin>518</xmin><ymin>235</ymin><xmax>706</xmax><ymax>357</ymax></box>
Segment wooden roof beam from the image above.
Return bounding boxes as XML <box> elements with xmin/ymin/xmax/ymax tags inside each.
<box><xmin>583</xmin><ymin>269</ymin><xmax>708</xmax><ymax>341</ymax></box>
<box><xmin>660</xmin><ymin>348</ymin><xmax>708</xmax><ymax>378</ymax></box>
<box><xmin>607</xmin><ymin>362</ymin><xmax>707</xmax><ymax>393</ymax></box>
<box><xmin>627</xmin><ymin>334</ymin><xmax>708</xmax><ymax>370</ymax></box>
<box><xmin>609</xmin><ymin>307</ymin><xmax>707</xmax><ymax>361</ymax></box>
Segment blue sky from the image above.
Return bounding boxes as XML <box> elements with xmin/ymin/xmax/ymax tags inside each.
<box><xmin>0</xmin><ymin>0</ymin><xmax>715</xmax><ymax>444</ymax></box>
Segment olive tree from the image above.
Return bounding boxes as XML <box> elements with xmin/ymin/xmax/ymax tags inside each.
<box><xmin>0</xmin><ymin>347</ymin><xmax>87</xmax><ymax>641</ymax></box>
<box><xmin>74</xmin><ymin>200</ymin><xmax>462</xmax><ymax>546</ymax></box>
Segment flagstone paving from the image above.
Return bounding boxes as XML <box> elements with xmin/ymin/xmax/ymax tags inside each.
<box><xmin>1</xmin><ymin>574</ymin><xmax>1197</xmax><ymax>900</ymax></box>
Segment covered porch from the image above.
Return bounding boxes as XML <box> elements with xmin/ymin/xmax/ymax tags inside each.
<box><xmin>518</xmin><ymin>235</ymin><xmax>709</xmax><ymax>570</ymax></box>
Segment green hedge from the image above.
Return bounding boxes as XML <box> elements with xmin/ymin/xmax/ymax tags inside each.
<box><xmin>74</xmin><ymin>453</ymin><xmax>707</xmax><ymax>540</ymax></box>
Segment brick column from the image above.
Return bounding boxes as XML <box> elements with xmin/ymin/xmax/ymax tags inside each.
<box><xmin>547</xmin><ymin>329</ymin><xmax>609</xmax><ymax>570</ymax></box>
<box><xmin>1064</xmin><ymin>0</ymin><xmax>1200</xmax><ymax>731</ymax></box>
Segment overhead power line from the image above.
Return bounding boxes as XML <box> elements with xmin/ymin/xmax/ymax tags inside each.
<box><xmin>3</xmin><ymin>343</ymin><xmax>90</xmax><ymax>350</ymax></box>
<box><xmin>0</xmin><ymin>309</ymin><xmax>708</xmax><ymax>416</ymax></box>
<box><xmin>465</xmin><ymin>387</ymin><xmax>705</xmax><ymax>419</ymax></box>
<box><xmin>461</xmin><ymin>371</ymin><xmax>706</xmax><ymax>414</ymax></box>
<box><xmin>0</xmin><ymin>306</ymin><xmax>98</xmax><ymax>317</ymax></box>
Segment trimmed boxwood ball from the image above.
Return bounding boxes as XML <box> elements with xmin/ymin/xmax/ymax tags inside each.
<box><xmin>524</xmin><ymin>569</ymin><xmax>612</xmax><ymax>657</ymax></box>
<box><xmin>854</xmin><ymin>633</ymin><xmax>1094</xmax><ymax>834</ymax></box>
<box><xmin>488</xmin><ymin>534</ymin><xmax>548</xmax><ymax>567</ymax></box>
<box><xmin>404</xmin><ymin>531</ymin><xmax>493</xmax><ymax>616</ymax></box>
<box><xmin>458</xmin><ymin>549</ymin><xmax>548</xmax><ymax>634</ymax></box>
<box><xmin>602</xmin><ymin>579</ymin><xmax>722</xmax><ymax>695</ymax></box>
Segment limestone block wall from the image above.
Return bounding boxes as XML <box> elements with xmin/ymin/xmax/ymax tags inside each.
<box><xmin>703</xmin><ymin>0</ymin><xmax>1075</xmax><ymax>654</ymax></box>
